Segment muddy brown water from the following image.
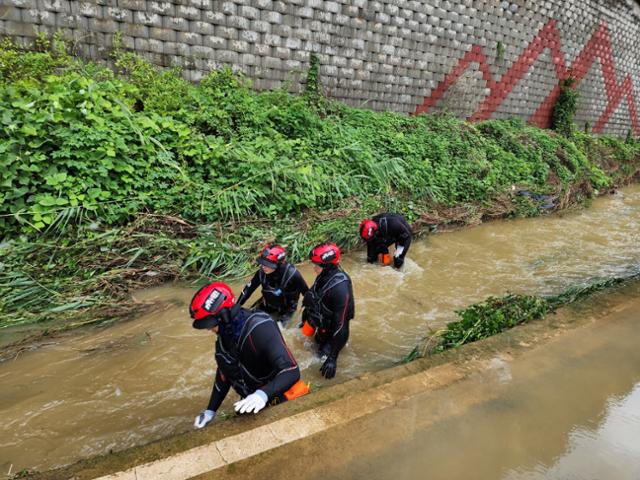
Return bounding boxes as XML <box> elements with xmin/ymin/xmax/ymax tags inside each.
<box><xmin>212</xmin><ymin>282</ymin><xmax>640</xmax><ymax>480</ymax></box>
<box><xmin>1</xmin><ymin>186</ymin><xmax>640</xmax><ymax>474</ymax></box>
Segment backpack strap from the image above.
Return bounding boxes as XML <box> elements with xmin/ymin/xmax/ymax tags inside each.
<box><xmin>279</xmin><ymin>263</ymin><xmax>297</xmax><ymax>290</ymax></box>
<box><xmin>317</xmin><ymin>271</ymin><xmax>348</xmax><ymax>299</ymax></box>
<box><xmin>238</xmin><ymin>311</ymin><xmax>273</xmax><ymax>351</ymax></box>
<box><xmin>378</xmin><ymin>216</ymin><xmax>388</xmax><ymax>236</ymax></box>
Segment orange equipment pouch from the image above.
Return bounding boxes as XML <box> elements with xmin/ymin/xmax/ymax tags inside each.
<box><xmin>378</xmin><ymin>253</ymin><xmax>391</xmax><ymax>265</ymax></box>
<box><xmin>301</xmin><ymin>320</ymin><xmax>316</xmax><ymax>337</ymax></box>
<box><xmin>284</xmin><ymin>380</ymin><xmax>310</xmax><ymax>401</ymax></box>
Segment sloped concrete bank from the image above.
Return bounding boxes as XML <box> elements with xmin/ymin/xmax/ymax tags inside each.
<box><xmin>28</xmin><ymin>280</ymin><xmax>637</xmax><ymax>480</ymax></box>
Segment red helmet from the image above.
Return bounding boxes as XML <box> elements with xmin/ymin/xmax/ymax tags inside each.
<box><xmin>257</xmin><ymin>243</ymin><xmax>286</xmax><ymax>269</ymax></box>
<box><xmin>189</xmin><ymin>282</ymin><xmax>236</xmax><ymax>329</ymax></box>
<box><xmin>359</xmin><ymin>219</ymin><xmax>378</xmax><ymax>241</ymax></box>
<box><xmin>310</xmin><ymin>242</ymin><xmax>340</xmax><ymax>266</ymax></box>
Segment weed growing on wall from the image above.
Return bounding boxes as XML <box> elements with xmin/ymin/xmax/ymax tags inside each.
<box><xmin>496</xmin><ymin>41</ymin><xmax>505</xmax><ymax>63</ymax></box>
<box><xmin>551</xmin><ymin>75</ymin><xmax>579</xmax><ymax>137</ymax></box>
<box><xmin>304</xmin><ymin>52</ymin><xmax>322</xmax><ymax>108</ymax></box>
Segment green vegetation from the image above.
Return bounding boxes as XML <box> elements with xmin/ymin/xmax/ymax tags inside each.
<box><xmin>304</xmin><ymin>52</ymin><xmax>322</xmax><ymax>107</ymax></box>
<box><xmin>1</xmin><ymin>38</ymin><xmax>640</xmax><ymax>339</ymax></box>
<box><xmin>434</xmin><ymin>294</ymin><xmax>549</xmax><ymax>352</ymax></box>
<box><xmin>496</xmin><ymin>41</ymin><xmax>505</xmax><ymax>63</ymax></box>
<box><xmin>546</xmin><ymin>272</ymin><xmax>640</xmax><ymax>307</ymax></box>
<box><xmin>404</xmin><ymin>269</ymin><xmax>640</xmax><ymax>362</ymax></box>
<box><xmin>551</xmin><ymin>75</ymin><xmax>579</xmax><ymax>137</ymax></box>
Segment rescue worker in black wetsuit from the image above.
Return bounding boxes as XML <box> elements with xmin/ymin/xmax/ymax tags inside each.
<box><xmin>237</xmin><ymin>244</ymin><xmax>308</xmax><ymax>327</ymax></box>
<box><xmin>301</xmin><ymin>242</ymin><xmax>355</xmax><ymax>380</ymax></box>
<box><xmin>190</xmin><ymin>282</ymin><xmax>301</xmax><ymax>429</ymax></box>
<box><xmin>360</xmin><ymin>213</ymin><xmax>413</xmax><ymax>268</ymax></box>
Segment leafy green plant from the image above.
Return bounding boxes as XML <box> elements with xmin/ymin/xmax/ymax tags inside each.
<box><xmin>0</xmin><ymin>34</ymin><xmax>72</xmax><ymax>83</ymax></box>
<box><xmin>496</xmin><ymin>41</ymin><xmax>505</xmax><ymax>62</ymax></box>
<box><xmin>304</xmin><ymin>53</ymin><xmax>322</xmax><ymax>107</ymax></box>
<box><xmin>403</xmin><ymin>268</ymin><xmax>640</xmax><ymax>361</ymax></box>
<box><xmin>551</xmin><ymin>75</ymin><xmax>579</xmax><ymax>137</ymax></box>
<box><xmin>0</xmin><ymin>71</ymin><xmax>181</xmax><ymax>232</ymax></box>
<box><xmin>112</xmin><ymin>48</ymin><xmax>192</xmax><ymax>114</ymax></box>
<box><xmin>435</xmin><ymin>294</ymin><xmax>549</xmax><ymax>352</ymax></box>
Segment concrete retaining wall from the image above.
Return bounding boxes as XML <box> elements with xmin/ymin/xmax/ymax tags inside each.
<box><xmin>1</xmin><ymin>0</ymin><xmax>639</xmax><ymax>136</ymax></box>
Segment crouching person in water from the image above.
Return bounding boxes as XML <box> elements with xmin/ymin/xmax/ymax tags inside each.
<box><xmin>190</xmin><ymin>282</ymin><xmax>304</xmax><ymax>429</ymax></box>
<box><xmin>237</xmin><ymin>244</ymin><xmax>309</xmax><ymax>327</ymax></box>
<box><xmin>359</xmin><ymin>213</ymin><xmax>412</xmax><ymax>269</ymax></box>
<box><xmin>302</xmin><ymin>242</ymin><xmax>355</xmax><ymax>379</ymax></box>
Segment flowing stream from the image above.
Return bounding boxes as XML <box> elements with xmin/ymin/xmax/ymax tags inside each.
<box><xmin>1</xmin><ymin>185</ymin><xmax>640</xmax><ymax>473</ymax></box>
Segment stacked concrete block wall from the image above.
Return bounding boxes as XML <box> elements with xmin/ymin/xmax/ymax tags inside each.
<box><xmin>1</xmin><ymin>0</ymin><xmax>639</xmax><ymax>136</ymax></box>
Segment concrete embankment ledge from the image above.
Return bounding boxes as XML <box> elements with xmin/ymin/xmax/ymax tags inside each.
<box><xmin>34</xmin><ymin>293</ymin><xmax>620</xmax><ymax>480</ymax></box>
<box><xmin>91</xmin><ymin>362</ymin><xmax>466</xmax><ymax>480</ymax></box>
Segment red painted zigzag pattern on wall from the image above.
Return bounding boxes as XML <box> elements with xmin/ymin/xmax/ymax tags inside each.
<box><xmin>414</xmin><ymin>19</ymin><xmax>640</xmax><ymax>135</ymax></box>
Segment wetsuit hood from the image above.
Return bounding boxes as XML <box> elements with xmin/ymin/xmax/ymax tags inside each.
<box><xmin>315</xmin><ymin>264</ymin><xmax>341</xmax><ymax>285</ymax></box>
<box><xmin>272</xmin><ymin>263</ymin><xmax>286</xmax><ymax>277</ymax></box>
<box><xmin>218</xmin><ymin>304</ymin><xmax>247</xmax><ymax>342</ymax></box>
<box><xmin>319</xmin><ymin>264</ymin><xmax>339</xmax><ymax>275</ymax></box>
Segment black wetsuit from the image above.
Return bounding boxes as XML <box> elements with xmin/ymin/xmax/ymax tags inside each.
<box><xmin>206</xmin><ymin>308</ymin><xmax>300</xmax><ymax>411</ymax></box>
<box><xmin>366</xmin><ymin>213</ymin><xmax>412</xmax><ymax>268</ymax></box>
<box><xmin>237</xmin><ymin>263</ymin><xmax>308</xmax><ymax>322</ymax></box>
<box><xmin>303</xmin><ymin>265</ymin><xmax>355</xmax><ymax>362</ymax></box>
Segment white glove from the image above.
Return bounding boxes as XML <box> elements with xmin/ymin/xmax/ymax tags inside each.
<box><xmin>234</xmin><ymin>390</ymin><xmax>268</xmax><ymax>414</ymax></box>
<box><xmin>194</xmin><ymin>409</ymin><xmax>216</xmax><ymax>429</ymax></box>
<box><xmin>394</xmin><ymin>246</ymin><xmax>404</xmax><ymax>258</ymax></box>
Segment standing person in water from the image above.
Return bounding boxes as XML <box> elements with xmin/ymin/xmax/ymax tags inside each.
<box><xmin>301</xmin><ymin>242</ymin><xmax>355</xmax><ymax>379</ymax></box>
<box><xmin>359</xmin><ymin>213</ymin><xmax>412</xmax><ymax>268</ymax></box>
<box><xmin>237</xmin><ymin>244</ymin><xmax>309</xmax><ymax>327</ymax></box>
<box><xmin>190</xmin><ymin>282</ymin><xmax>305</xmax><ymax>429</ymax></box>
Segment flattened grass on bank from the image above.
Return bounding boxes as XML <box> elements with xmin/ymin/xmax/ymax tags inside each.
<box><xmin>404</xmin><ymin>269</ymin><xmax>640</xmax><ymax>362</ymax></box>
<box><xmin>1</xmin><ymin>38</ymin><xmax>640</xmax><ymax>337</ymax></box>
